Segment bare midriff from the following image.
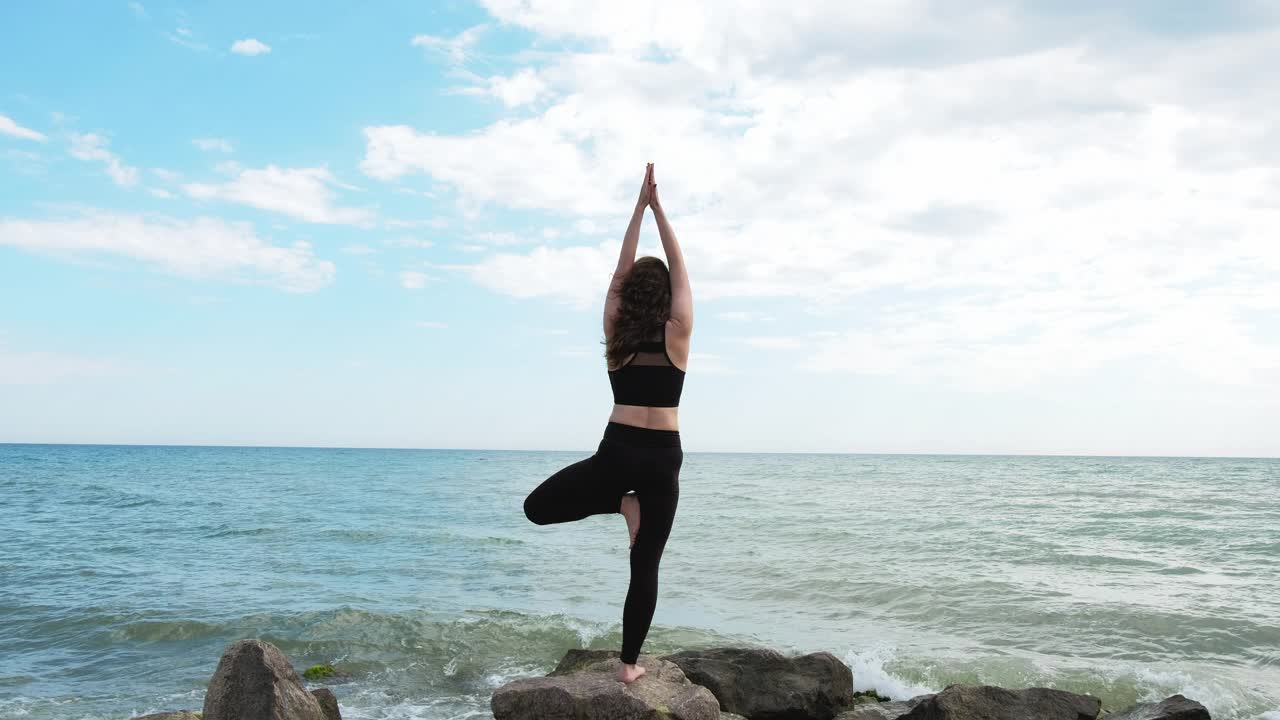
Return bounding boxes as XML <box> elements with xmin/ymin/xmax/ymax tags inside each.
<box><xmin>608</xmin><ymin>404</ymin><xmax>679</xmax><ymax>431</ymax></box>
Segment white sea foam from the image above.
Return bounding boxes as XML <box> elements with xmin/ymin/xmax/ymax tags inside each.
<box><xmin>841</xmin><ymin>643</ymin><xmax>937</xmax><ymax>700</ymax></box>
<box><xmin>1108</xmin><ymin>662</ymin><xmax>1268</xmax><ymax>720</ymax></box>
<box><xmin>335</xmin><ymin>687</ymin><xmax>493</xmax><ymax>720</ymax></box>
<box><xmin>561</xmin><ymin>615</ymin><xmax>611</xmax><ymax>647</ymax></box>
<box><xmin>484</xmin><ymin>659</ymin><xmax>549</xmax><ymax>688</ymax></box>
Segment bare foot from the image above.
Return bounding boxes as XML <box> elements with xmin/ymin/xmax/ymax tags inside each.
<box><xmin>619</xmin><ymin>493</ymin><xmax>640</xmax><ymax>549</ymax></box>
<box><xmin>616</xmin><ymin>662</ymin><xmax>646</xmax><ymax>684</ymax></box>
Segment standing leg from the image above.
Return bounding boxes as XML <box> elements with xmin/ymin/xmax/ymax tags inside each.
<box><xmin>619</xmin><ymin>462</ymin><xmax>681</xmax><ymax>665</ymax></box>
<box><xmin>524</xmin><ymin>450</ymin><xmax>624</xmax><ymax>525</ymax></box>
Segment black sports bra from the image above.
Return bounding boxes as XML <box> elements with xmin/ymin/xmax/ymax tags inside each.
<box><xmin>607</xmin><ymin>323</ymin><xmax>685</xmax><ymax>408</ymax></box>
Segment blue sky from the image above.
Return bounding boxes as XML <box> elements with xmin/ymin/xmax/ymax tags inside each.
<box><xmin>2</xmin><ymin>1</ymin><xmax>1278</xmax><ymax>456</ymax></box>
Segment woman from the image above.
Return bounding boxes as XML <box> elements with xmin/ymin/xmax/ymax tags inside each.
<box><xmin>523</xmin><ymin>162</ymin><xmax>692</xmax><ymax>685</ymax></box>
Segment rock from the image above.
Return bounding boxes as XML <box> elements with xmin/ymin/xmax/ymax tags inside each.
<box><xmin>836</xmin><ymin>694</ymin><xmax>933</xmax><ymax>720</ymax></box>
<box><xmin>662</xmin><ymin>646</ymin><xmax>854</xmax><ymax>720</ymax></box>
<box><xmin>837</xmin><ymin>702</ymin><xmax>913</xmax><ymax>719</ymax></box>
<box><xmin>853</xmin><ymin>690</ymin><xmax>895</xmax><ymax>705</ymax></box>
<box><xmin>899</xmin><ymin>684</ymin><xmax>1101</xmax><ymax>720</ymax></box>
<box><xmin>492</xmin><ymin>649</ymin><xmax>720</xmax><ymax>720</ymax></box>
<box><xmin>548</xmin><ymin>648</ymin><xmax>627</xmax><ymax>676</ymax></box>
<box><xmin>720</xmin><ymin>713</ymin><xmax>749</xmax><ymax>720</ymax></box>
<box><xmin>202</xmin><ymin>639</ymin><xmax>327</xmax><ymax>720</ymax></box>
<box><xmin>129</xmin><ymin>713</ymin><xmax>202</xmax><ymax>720</ymax></box>
<box><xmin>1106</xmin><ymin>694</ymin><xmax>1210</xmax><ymax>720</ymax></box>
<box><xmin>311</xmin><ymin>688</ymin><xmax>342</xmax><ymax>720</ymax></box>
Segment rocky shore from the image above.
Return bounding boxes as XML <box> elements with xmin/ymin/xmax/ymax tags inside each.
<box><xmin>134</xmin><ymin>639</ymin><xmax>1212</xmax><ymax>720</ymax></box>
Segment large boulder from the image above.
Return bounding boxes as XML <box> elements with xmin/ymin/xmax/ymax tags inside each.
<box><xmin>130</xmin><ymin>713</ymin><xmax>202</xmax><ymax>720</ymax></box>
<box><xmin>1106</xmin><ymin>694</ymin><xmax>1210</xmax><ymax>720</ymax></box>
<box><xmin>547</xmin><ymin>648</ymin><xmax>628</xmax><ymax>676</ymax></box>
<box><xmin>899</xmin><ymin>684</ymin><xmax>1101</xmax><ymax>720</ymax></box>
<box><xmin>661</xmin><ymin>646</ymin><xmax>855</xmax><ymax>720</ymax></box>
<box><xmin>202</xmin><ymin>639</ymin><xmax>327</xmax><ymax>720</ymax></box>
<box><xmin>837</xmin><ymin>694</ymin><xmax>934</xmax><ymax>720</ymax></box>
<box><xmin>492</xmin><ymin>649</ymin><xmax>720</xmax><ymax>720</ymax></box>
<box><xmin>311</xmin><ymin>688</ymin><xmax>342</xmax><ymax>720</ymax></box>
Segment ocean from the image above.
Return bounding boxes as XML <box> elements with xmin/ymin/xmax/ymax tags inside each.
<box><xmin>1</xmin><ymin>444</ymin><xmax>1277</xmax><ymax>719</ymax></box>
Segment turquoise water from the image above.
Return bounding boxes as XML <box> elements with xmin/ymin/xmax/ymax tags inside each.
<box><xmin>1</xmin><ymin>444</ymin><xmax>1277</xmax><ymax>719</ymax></box>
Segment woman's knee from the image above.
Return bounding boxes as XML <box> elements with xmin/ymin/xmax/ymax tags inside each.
<box><xmin>523</xmin><ymin>492</ymin><xmax>548</xmax><ymax>525</ymax></box>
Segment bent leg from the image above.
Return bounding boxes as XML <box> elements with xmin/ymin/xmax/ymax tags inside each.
<box><xmin>524</xmin><ymin>451</ymin><xmax>624</xmax><ymax>525</ymax></box>
<box><xmin>620</xmin><ymin>479</ymin><xmax>680</xmax><ymax>664</ymax></box>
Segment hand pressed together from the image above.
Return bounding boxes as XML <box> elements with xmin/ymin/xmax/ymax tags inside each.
<box><xmin>635</xmin><ymin>162</ymin><xmax>662</xmax><ymax>211</ymax></box>
<box><xmin>647</xmin><ymin>163</ymin><xmax>661</xmax><ymax>210</ymax></box>
<box><xmin>635</xmin><ymin>163</ymin><xmax>653</xmax><ymax>208</ymax></box>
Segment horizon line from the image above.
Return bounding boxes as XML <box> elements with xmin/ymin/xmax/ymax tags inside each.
<box><xmin>0</xmin><ymin>441</ymin><xmax>1276</xmax><ymax>460</ymax></box>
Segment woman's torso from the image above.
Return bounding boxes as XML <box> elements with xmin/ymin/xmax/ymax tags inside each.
<box><xmin>607</xmin><ymin>319</ymin><xmax>690</xmax><ymax>431</ymax></box>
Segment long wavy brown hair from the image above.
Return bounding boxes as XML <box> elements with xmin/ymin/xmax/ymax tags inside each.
<box><xmin>602</xmin><ymin>256</ymin><xmax>672</xmax><ymax>369</ymax></box>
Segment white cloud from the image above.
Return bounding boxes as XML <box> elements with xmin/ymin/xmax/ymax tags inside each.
<box><xmin>231</xmin><ymin>38</ymin><xmax>271</xmax><ymax>56</ymax></box>
<box><xmin>385</xmin><ymin>236</ymin><xmax>435</xmax><ymax>249</ymax></box>
<box><xmin>193</xmin><ymin>137</ymin><xmax>234</xmax><ymax>152</ymax></box>
<box><xmin>400</xmin><ymin>270</ymin><xmax>429</xmax><ymax>289</ymax></box>
<box><xmin>472</xmin><ymin>230</ymin><xmax>534</xmax><ymax>246</ymax></box>
<box><xmin>384</xmin><ymin>217</ymin><xmax>449</xmax><ymax>229</ymax></box>
<box><xmin>3</xmin><ymin>148</ymin><xmax>46</xmax><ymax>175</ymax></box>
<box><xmin>0</xmin><ymin>211</ymin><xmax>335</xmax><ymax>292</ymax></box>
<box><xmin>740</xmin><ymin>336</ymin><xmax>806</xmax><ymax>349</ymax></box>
<box><xmin>127</xmin><ymin>2</ymin><xmax>147</xmax><ymax>18</ymax></box>
<box><xmin>341</xmin><ymin>244</ymin><xmax>377</xmax><ymax>255</ymax></box>
<box><xmin>687</xmin><ymin>351</ymin><xmax>735</xmax><ymax>376</ymax></box>
<box><xmin>361</xmin><ymin>119</ymin><xmax>615</xmax><ymax>214</ymax></box>
<box><xmin>719</xmin><ymin>311</ymin><xmax>775</xmax><ymax>323</ymax></box>
<box><xmin>411</xmin><ymin>25</ymin><xmax>486</xmax><ymax>64</ymax></box>
<box><xmin>358</xmin><ymin>1</ymin><xmax>1280</xmax><ymax>391</ymax></box>
<box><xmin>800</xmin><ymin>288</ymin><xmax>1280</xmax><ymax>390</ymax></box>
<box><xmin>455</xmin><ymin>241</ymin><xmax>616</xmax><ymax>309</ymax></box>
<box><xmin>68</xmin><ymin>132</ymin><xmax>138</xmax><ymax>186</ymax></box>
<box><xmin>183</xmin><ymin>165</ymin><xmax>374</xmax><ymax>225</ymax></box>
<box><xmin>0</xmin><ymin>114</ymin><xmax>47</xmax><ymax>142</ymax></box>
<box><xmin>455</xmin><ymin>67</ymin><xmax>548</xmax><ymax>107</ymax></box>
<box><xmin>148</xmin><ymin>187</ymin><xmax>174</xmax><ymax>199</ymax></box>
<box><xmin>166</xmin><ymin>27</ymin><xmax>208</xmax><ymax>51</ymax></box>
<box><xmin>476</xmin><ymin>0</ymin><xmax>930</xmax><ymax>62</ymax></box>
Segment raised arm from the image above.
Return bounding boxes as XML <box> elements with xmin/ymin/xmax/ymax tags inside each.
<box><xmin>649</xmin><ymin>168</ymin><xmax>692</xmax><ymax>332</ymax></box>
<box><xmin>604</xmin><ymin>163</ymin><xmax>652</xmax><ymax>339</ymax></box>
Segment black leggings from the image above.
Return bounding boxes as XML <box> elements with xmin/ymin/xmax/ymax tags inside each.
<box><xmin>523</xmin><ymin>421</ymin><xmax>682</xmax><ymax>665</ymax></box>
